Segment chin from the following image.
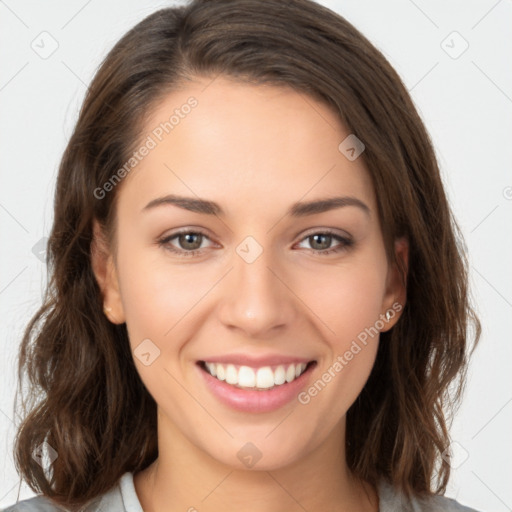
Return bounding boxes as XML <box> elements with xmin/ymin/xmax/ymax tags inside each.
<box><xmin>200</xmin><ymin>428</ymin><xmax>317</xmax><ymax>472</ymax></box>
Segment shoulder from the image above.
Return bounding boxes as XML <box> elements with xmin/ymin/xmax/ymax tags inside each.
<box><xmin>378</xmin><ymin>479</ymin><xmax>483</xmax><ymax>512</ymax></box>
<box><xmin>0</xmin><ymin>472</ymin><xmax>133</xmax><ymax>512</ymax></box>
<box><xmin>1</xmin><ymin>495</ymin><xmax>67</xmax><ymax>512</ymax></box>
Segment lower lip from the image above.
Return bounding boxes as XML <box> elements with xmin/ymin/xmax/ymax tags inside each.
<box><xmin>197</xmin><ymin>362</ymin><xmax>316</xmax><ymax>413</ymax></box>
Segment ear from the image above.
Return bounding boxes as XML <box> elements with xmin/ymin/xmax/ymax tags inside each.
<box><xmin>380</xmin><ymin>236</ymin><xmax>408</xmax><ymax>332</ymax></box>
<box><xmin>90</xmin><ymin>218</ymin><xmax>126</xmax><ymax>324</ymax></box>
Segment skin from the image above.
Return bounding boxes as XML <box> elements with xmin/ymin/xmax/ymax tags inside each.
<box><xmin>91</xmin><ymin>76</ymin><xmax>408</xmax><ymax>512</ymax></box>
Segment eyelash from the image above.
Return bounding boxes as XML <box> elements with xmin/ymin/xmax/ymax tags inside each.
<box><xmin>157</xmin><ymin>228</ymin><xmax>354</xmax><ymax>258</ymax></box>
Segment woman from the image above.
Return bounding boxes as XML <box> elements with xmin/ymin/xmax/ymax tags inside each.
<box><xmin>4</xmin><ymin>0</ymin><xmax>482</xmax><ymax>511</ymax></box>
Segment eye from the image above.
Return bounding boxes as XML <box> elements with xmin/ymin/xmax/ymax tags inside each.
<box><xmin>157</xmin><ymin>229</ymin><xmax>214</xmax><ymax>258</ymax></box>
<box><xmin>157</xmin><ymin>228</ymin><xmax>353</xmax><ymax>258</ymax></box>
<box><xmin>295</xmin><ymin>230</ymin><xmax>353</xmax><ymax>256</ymax></box>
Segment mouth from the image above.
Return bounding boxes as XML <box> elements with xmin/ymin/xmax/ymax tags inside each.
<box><xmin>197</xmin><ymin>360</ymin><xmax>317</xmax><ymax>391</ymax></box>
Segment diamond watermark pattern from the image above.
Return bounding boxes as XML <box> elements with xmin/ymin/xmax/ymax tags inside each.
<box><xmin>441</xmin><ymin>441</ymin><xmax>470</xmax><ymax>469</ymax></box>
<box><xmin>30</xmin><ymin>31</ymin><xmax>59</xmax><ymax>59</ymax></box>
<box><xmin>133</xmin><ymin>338</ymin><xmax>161</xmax><ymax>366</ymax></box>
<box><xmin>32</xmin><ymin>441</ymin><xmax>58</xmax><ymax>469</ymax></box>
<box><xmin>236</xmin><ymin>236</ymin><xmax>263</xmax><ymax>264</ymax></box>
<box><xmin>237</xmin><ymin>442</ymin><xmax>262</xmax><ymax>468</ymax></box>
<box><xmin>440</xmin><ymin>31</ymin><xmax>469</xmax><ymax>60</ymax></box>
<box><xmin>31</xmin><ymin>236</ymin><xmax>48</xmax><ymax>262</ymax></box>
<box><xmin>338</xmin><ymin>134</ymin><xmax>365</xmax><ymax>161</ymax></box>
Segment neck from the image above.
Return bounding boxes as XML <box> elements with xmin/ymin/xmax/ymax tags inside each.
<box><xmin>133</xmin><ymin>409</ymin><xmax>378</xmax><ymax>512</ymax></box>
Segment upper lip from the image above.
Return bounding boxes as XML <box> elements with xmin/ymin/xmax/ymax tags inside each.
<box><xmin>198</xmin><ymin>354</ymin><xmax>315</xmax><ymax>367</ymax></box>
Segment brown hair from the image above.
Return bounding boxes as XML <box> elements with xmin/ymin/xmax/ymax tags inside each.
<box><xmin>11</xmin><ymin>0</ymin><xmax>481</xmax><ymax>509</ymax></box>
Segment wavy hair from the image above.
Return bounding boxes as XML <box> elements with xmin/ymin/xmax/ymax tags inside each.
<box><xmin>11</xmin><ymin>0</ymin><xmax>481</xmax><ymax>509</ymax></box>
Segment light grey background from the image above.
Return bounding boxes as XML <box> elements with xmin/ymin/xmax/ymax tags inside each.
<box><xmin>1</xmin><ymin>0</ymin><xmax>511</xmax><ymax>510</ymax></box>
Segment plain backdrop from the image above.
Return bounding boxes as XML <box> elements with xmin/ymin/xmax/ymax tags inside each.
<box><xmin>1</xmin><ymin>0</ymin><xmax>511</xmax><ymax>510</ymax></box>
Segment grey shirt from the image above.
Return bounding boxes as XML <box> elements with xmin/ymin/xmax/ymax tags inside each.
<box><xmin>1</xmin><ymin>472</ymin><xmax>482</xmax><ymax>511</ymax></box>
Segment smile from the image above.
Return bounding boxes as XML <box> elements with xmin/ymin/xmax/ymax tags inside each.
<box><xmin>196</xmin><ymin>356</ymin><xmax>318</xmax><ymax>413</ymax></box>
<box><xmin>200</xmin><ymin>361</ymin><xmax>312</xmax><ymax>390</ymax></box>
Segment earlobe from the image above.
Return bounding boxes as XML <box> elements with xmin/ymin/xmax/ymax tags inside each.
<box><xmin>90</xmin><ymin>219</ymin><xmax>126</xmax><ymax>324</ymax></box>
<box><xmin>381</xmin><ymin>236</ymin><xmax>409</xmax><ymax>332</ymax></box>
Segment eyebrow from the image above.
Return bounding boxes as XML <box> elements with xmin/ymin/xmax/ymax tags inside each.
<box><xmin>141</xmin><ymin>194</ymin><xmax>370</xmax><ymax>217</ymax></box>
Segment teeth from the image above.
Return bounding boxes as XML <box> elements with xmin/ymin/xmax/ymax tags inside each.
<box><xmin>216</xmin><ymin>363</ymin><xmax>226</xmax><ymax>381</ymax></box>
<box><xmin>274</xmin><ymin>365</ymin><xmax>286</xmax><ymax>385</ymax></box>
<box><xmin>256</xmin><ymin>367</ymin><xmax>274</xmax><ymax>389</ymax></box>
<box><xmin>226</xmin><ymin>364</ymin><xmax>238</xmax><ymax>385</ymax></box>
<box><xmin>286</xmin><ymin>364</ymin><xmax>296</xmax><ymax>383</ymax></box>
<box><xmin>203</xmin><ymin>361</ymin><xmax>309</xmax><ymax>389</ymax></box>
<box><xmin>205</xmin><ymin>362</ymin><xmax>216</xmax><ymax>377</ymax></box>
<box><xmin>238</xmin><ymin>366</ymin><xmax>256</xmax><ymax>387</ymax></box>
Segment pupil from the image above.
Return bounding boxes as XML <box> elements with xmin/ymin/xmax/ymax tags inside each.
<box><xmin>312</xmin><ymin>234</ymin><xmax>330</xmax><ymax>250</ymax></box>
<box><xmin>181</xmin><ymin>233</ymin><xmax>201</xmax><ymax>250</ymax></box>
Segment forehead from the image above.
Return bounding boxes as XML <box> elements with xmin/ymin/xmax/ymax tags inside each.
<box><xmin>118</xmin><ymin>76</ymin><xmax>376</xmax><ymax>219</ymax></box>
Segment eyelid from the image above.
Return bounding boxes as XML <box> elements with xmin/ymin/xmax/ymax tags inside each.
<box><xmin>158</xmin><ymin>227</ymin><xmax>216</xmax><ymax>247</ymax></box>
<box><xmin>295</xmin><ymin>226</ymin><xmax>352</xmax><ymax>241</ymax></box>
<box><xmin>158</xmin><ymin>226</ymin><xmax>214</xmax><ymax>241</ymax></box>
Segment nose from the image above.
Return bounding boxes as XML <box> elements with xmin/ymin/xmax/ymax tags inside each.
<box><xmin>217</xmin><ymin>241</ymin><xmax>297</xmax><ymax>338</ymax></box>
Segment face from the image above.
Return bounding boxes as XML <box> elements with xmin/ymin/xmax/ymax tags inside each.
<box><xmin>92</xmin><ymin>76</ymin><xmax>407</xmax><ymax>471</ymax></box>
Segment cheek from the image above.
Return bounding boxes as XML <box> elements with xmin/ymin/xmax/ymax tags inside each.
<box><xmin>304</xmin><ymin>339</ymin><xmax>379</xmax><ymax>432</ymax></box>
<box><xmin>295</xmin><ymin>254</ymin><xmax>386</xmax><ymax>411</ymax></box>
<box><xmin>299</xmin><ymin>256</ymin><xmax>388</xmax><ymax>345</ymax></box>
<box><xmin>297</xmin><ymin>267</ymin><xmax>383</xmax><ymax>425</ymax></box>
<box><xmin>115</xmin><ymin>247</ymin><xmax>212</xmax><ymax>399</ymax></box>
<box><xmin>116</xmin><ymin>237</ymin><xmax>214</xmax><ymax>344</ymax></box>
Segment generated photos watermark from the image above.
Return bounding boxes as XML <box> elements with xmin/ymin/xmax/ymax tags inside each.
<box><xmin>297</xmin><ymin>301</ymin><xmax>403</xmax><ymax>405</ymax></box>
<box><xmin>93</xmin><ymin>96</ymin><xmax>198</xmax><ymax>200</ymax></box>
